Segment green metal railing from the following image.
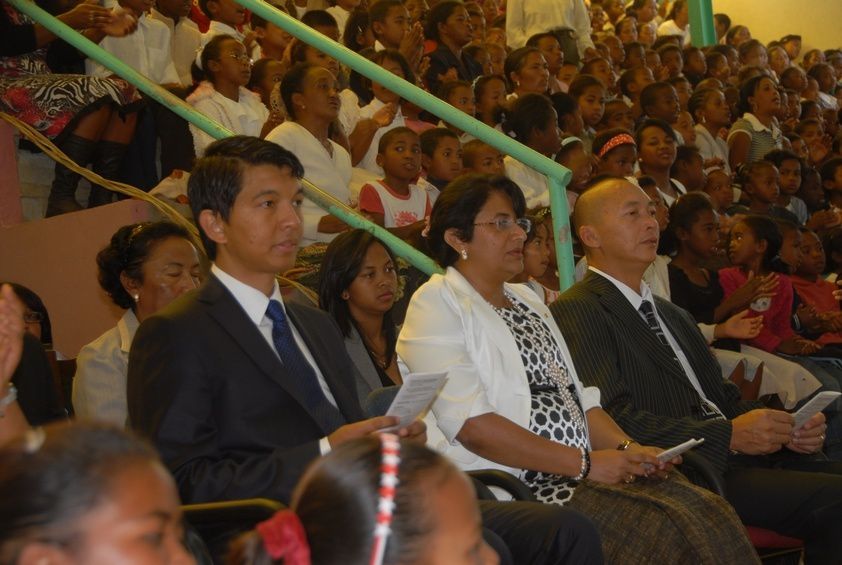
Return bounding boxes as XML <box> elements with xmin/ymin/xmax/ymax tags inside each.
<box><xmin>234</xmin><ymin>0</ymin><xmax>576</xmax><ymax>289</ymax></box>
<box><xmin>11</xmin><ymin>0</ymin><xmax>580</xmax><ymax>286</ymax></box>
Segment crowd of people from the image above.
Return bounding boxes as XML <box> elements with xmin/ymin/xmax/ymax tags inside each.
<box><xmin>4</xmin><ymin>0</ymin><xmax>842</xmax><ymax>563</ymax></box>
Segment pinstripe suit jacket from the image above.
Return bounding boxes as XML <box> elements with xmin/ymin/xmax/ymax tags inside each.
<box><xmin>550</xmin><ymin>271</ymin><xmax>762</xmax><ymax>475</ymax></box>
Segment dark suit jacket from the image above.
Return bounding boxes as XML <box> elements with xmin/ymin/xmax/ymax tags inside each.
<box><xmin>127</xmin><ymin>274</ymin><xmax>366</xmax><ymax>505</ymax></box>
<box><xmin>550</xmin><ymin>271</ymin><xmax>762</xmax><ymax>475</ymax></box>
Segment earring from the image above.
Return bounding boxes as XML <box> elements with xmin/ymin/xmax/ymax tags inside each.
<box><xmin>341</xmin><ymin>291</ymin><xmax>349</xmax><ymax>300</ymax></box>
<box><xmin>461</xmin><ymin>249</ymin><xmax>468</xmax><ymax>260</ymax></box>
<box><xmin>133</xmin><ymin>294</ymin><xmax>139</xmax><ymax>302</ymax></box>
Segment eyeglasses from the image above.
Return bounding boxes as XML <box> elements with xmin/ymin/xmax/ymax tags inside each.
<box><xmin>226</xmin><ymin>52</ymin><xmax>253</xmax><ymax>65</ymax></box>
<box><xmin>24</xmin><ymin>311</ymin><xmax>43</xmax><ymax>324</ymax></box>
<box><xmin>473</xmin><ymin>217</ymin><xmax>532</xmax><ymax>233</ymax></box>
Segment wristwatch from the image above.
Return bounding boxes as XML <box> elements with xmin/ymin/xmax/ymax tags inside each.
<box><xmin>617</xmin><ymin>439</ymin><xmax>636</xmax><ymax>451</ymax></box>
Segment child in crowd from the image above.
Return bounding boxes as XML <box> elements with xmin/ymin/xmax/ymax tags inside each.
<box><xmin>370</xmin><ymin>0</ymin><xmax>410</xmax><ymax>52</ymax></box>
<box><xmin>658</xmin><ymin>44</ymin><xmax>683</xmax><ymax>79</ymax></box>
<box><xmin>704</xmin><ymin>168</ymin><xmax>735</xmax><ymax>215</ymax></box>
<box><xmin>326</xmin><ymin>0</ymin><xmax>361</xmax><ymax>41</ymax></box>
<box><xmin>502</xmin><ymin>94</ymin><xmax>563</xmax><ymax>207</ymax></box>
<box><xmin>764</xmin><ymin>150</ymin><xmax>808</xmax><ymax>224</ymax></box>
<box><xmin>248</xmin><ymin>58</ymin><xmax>285</xmax><ymax>111</ymax></box>
<box><xmin>359</xmin><ymin>127</ymin><xmax>430</xmax><ymax>238</ymax></box>
<box><xmin>822</xmin><ymin>158</ymin><xmax>842</xmax><ymax>209</ymax></box>
<box><xmin>568</xmin><ymin>74</ymin><xmax>606</xmax><ymax>153</ymax></box>
<box><xmin>250</xmin><ymin>10</ymin><xmax>293</xmax><ymax>60</ymax></box>
<box><xmin>473</xmin><ymin>74</ymin><xmax>507</xmax><ymax>128</ymax></box>
<box><xmin>727</xmin><ymin>75</ymin><xmax>783</xmax><ymax>171</ymax></box>
<box><xmin>580</xmin><ymin>57</ymin><xmax>616</xmax><ymax>96</ymax></box>
<box><xmin>187</xmin><ymin>35</ymin><xmax>275</xmax><ymax>157</ymax></box>
<box><xmin>671</xmin><ymin>145</ymin><xmax>705</xmax><ymax>192</ymax></box>
<box><xmin>740</xmin><ymin>160</ymin><xmax>795</xmax><ymax>221</ymax></box>
<box><xmin>418</xmin><ymin>127</ymin><xmax>462</xmax><ymax>199</ymax></box>
<box><xmin>721</xmin><ymin>215</ymin><xmax>821</xmax><ymax>356</ymax></box>
<box><xmin>688</xmin><ymin>87</ymin><xmax>731</xmax><ymax>173</ymax></box>
<box><xmin>593</xmin><ymin>128</ymin><xmax>637</xmax><ymax>178</ymax></box>
<box><xmin>550</xmin><ymin>92</ymin><xmax>585</xmax><ymax>138</ymax></box>
<box><xmin>671</xmin><ymin>110</ymin><xmax>696</xmax><ymax>146</ymax></box>
<box><xmin>618</xmin><ymin>65</ymin><xmax>655</xmax><ymax>121</ymax></box>
<box><xmin>509</xmin><ymin>209</ymin><xmax>552</xmax><ymax>302</ymax></box>
<box><xmin>462</xmin><ymin>139</ymin><xmax>504</xmax><ymax>174</ymax></box>
<box><xmin>555</xmin><ymin>137</ymin><xmax>594</xmax><ymax>199</ymax></box>
<box><xmin>340</xmin><ymin>49</ymin><xmax>412</xmax><ymax>176</ymax></box>
<box><xmin>640</xmin><ymin>82</ymin><xmax>681</xmax><ymax>133</ymax></box>
<box><xmin>199</xmin><ymin>0</ymin><xmax>246</xmax><ymax>45</ymax></box>
<box><xmin>668</xmin><ymin>75</ymin><xmax>692</xmax><ymax>111</ymax></box>
<box><xmin>598</xmin><ymin>99</ymin><xmax>635</xmax><ymax>132</ymax></box>
<box><xmin>436</xmin><ymin>80</ymin><xmax>476</xmax><ymax>143</ymax></box>
<box><xmin>791</xmin><ymin>227</ymin><xmax>842</xmax><ymax>345</ymax></box>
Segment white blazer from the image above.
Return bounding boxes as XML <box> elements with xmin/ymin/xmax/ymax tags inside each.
<box><xmin>397</xmin><ymin>267</ymin><xmax>600</xmax><ymax>474</ymax></box>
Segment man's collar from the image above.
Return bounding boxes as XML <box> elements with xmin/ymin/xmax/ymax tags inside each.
<box><xmin>588</xmin><ymin>265</ymin><xmax>653</xmax><ymax>310</ymax></box>
<box><xmin>211</xmin><ymin>264</ymin><xmax>283</xmax><ymax>325</ymax></box>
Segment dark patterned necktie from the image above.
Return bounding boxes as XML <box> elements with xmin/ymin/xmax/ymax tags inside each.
<box><xmin>265</xmin><ymin>300</ymin><xmax>346</xmax><ymax>432</ymax></box>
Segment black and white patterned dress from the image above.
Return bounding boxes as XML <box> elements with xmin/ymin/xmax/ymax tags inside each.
<box><xmin>492</xmin><ymin>291</ymin><xmax>590</xmax><ymax>505</ymax></box>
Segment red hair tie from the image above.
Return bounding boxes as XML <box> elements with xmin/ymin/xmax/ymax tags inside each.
<box><xmin>256</xmin><ymin>510</ymin><xmax>311</xmax><ymax>565</ymax></box>
<box><xmin>597</xmin><ymin>133</ymin><xmax>636</xmax><ymax>158</ymax></box>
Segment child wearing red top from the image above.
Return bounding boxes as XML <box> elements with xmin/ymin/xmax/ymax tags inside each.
<box><xmin>791</xmin><ymin>228</ymin><xmax>842</xmax><ymax>345</ymax></box>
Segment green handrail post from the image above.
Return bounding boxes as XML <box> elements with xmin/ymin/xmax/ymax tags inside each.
<box><xmin>688</xmin><ymin>0</ymin><xmax>717</xmax><ymax>47</ymax></box>
<box><xmin>548</xmin><ymin>177</ymin><xmax>575</xmax><ymax>289</ymax></box>
<box><xmin>232</xmin><ymin>0</ymin><xmax>576</xmax><ymax>291</ymax></box>
<box><xmin>8</xmin><ymin>0</ymin><xmax>440</xmax><ymax>275</ymax></box>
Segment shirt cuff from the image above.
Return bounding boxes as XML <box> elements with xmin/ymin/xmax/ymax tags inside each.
<box><xmin>699</xmin><ymin>323</ymin><xmax>716</xmax><ymax>344</ymax></box>
<box><xmin>319</xmin><ymin>436</ymin><xmax>332</xmax><ymax>455</ymax></box>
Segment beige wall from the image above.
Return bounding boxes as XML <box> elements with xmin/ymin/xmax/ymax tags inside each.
<box><xmin>712</xmin><ymin>0</ymin><xmax>842</xmax><ymax>56</ymax></box>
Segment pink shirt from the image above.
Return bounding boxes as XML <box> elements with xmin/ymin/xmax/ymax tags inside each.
<box><xmin>719</xmin><ymin>267</ymin><xmax>794</xmax><ymax>352</ymax></box>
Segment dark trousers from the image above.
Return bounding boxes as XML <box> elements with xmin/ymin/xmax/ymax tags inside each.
<box><xmin>726</xmin><ymin>455</ymin><xmax>842</xmax><ymax>565</ymax></box>
<box><xmin>480</xmin><ymin>500</ymin><xmax>604</xmax><ymax>565</ymax></box>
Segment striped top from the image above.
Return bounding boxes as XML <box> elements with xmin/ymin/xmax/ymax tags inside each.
<box><xmin>727</xmin><ymin>113</ymin><xmax>782</xmax><ymax>165</ymax></box>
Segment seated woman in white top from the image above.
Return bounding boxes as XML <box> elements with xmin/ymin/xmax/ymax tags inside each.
<box><xmin>396</xmin><ymin>173</ymin><xmax>756</xmax><ymax>562</ymax></box>
<box><xmin>187</xmin><ymin>35</ymin><xmax>279</xmax><ymax>157</ymax></box>
<box><xmin>73</xmin><ymin>221</ymin><xmax>202</xmax><ymax>426</ymax></box>
<box><xmin>267</xmin><ymin>63</ymin><xmax>353</xmax><ymax>246</ymax></box>
<box><xmin>339</xmin><ymin>49</ymin><xmax>412</xmax><ymax>177</ymax></box>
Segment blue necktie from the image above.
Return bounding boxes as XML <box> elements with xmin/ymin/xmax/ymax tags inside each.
<box><xmin>265</xmin><ymin>300</ymin><xmax>346</xmax><ymax>433</ymax></box>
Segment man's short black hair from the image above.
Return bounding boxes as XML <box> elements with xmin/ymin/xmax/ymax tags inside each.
<box><xmin>188</xmin><ymin>136</ymin><xmax>305</xmax><ymax>260</ymax></box>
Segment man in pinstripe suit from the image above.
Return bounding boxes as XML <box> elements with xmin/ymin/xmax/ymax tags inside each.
<box><xmin>550</xmin><ymin>177</ymin><xmax>842</xmax><ymax>563</ymax></box>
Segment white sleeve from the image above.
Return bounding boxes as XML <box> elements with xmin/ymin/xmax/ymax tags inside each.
<box><xmin>188</xmin><ymin>98</ymin><xmax>222</xmax><ymax>158</ymax></box>
<box><xmin>572</xmin><ymin>0</ymin><xmax>595</xmax><ymax>55</ymax></box>
<box><xmin>505</xmin><ymin>0</ymin><xmax>528</xmax><ymax>49</ymax></box>
<box><xmin>397</xmin><ymin>283</ymin><xmax>497</xmax><ymax>443</ymax></box>
<box><xmin>72</xmin><ymin>339</ymin><xmax>129</xmax><ymax>426</ymax></box>
<box><xmin>698</xmin><ymin>323</ymin><xmax>716</xmax><ymax>344</ymax></box>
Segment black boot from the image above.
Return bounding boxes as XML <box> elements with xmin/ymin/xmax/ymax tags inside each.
<box><xmin>88</xmin><ymin>140</ymin><xmax>129</xmax><ymax>208</ymax></box>
<box><xmin>45</xmin><ymin>134</ymin><xmax>97</xmax><ymax>217</ymax></box>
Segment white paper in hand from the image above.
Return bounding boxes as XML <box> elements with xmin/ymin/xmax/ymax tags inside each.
<box><xmin>792</xmin><ymin>391</ymin><xmax>842</xmax><ymax>430</ymax></box>
<box><xmin>384</xmin><ymin>371</ymin><xmax>448</xmax><ymax>430</ymax></box>
<box><xmin>656</xmin><ymin>438</ymin><xmax>705</xmax><ymax>463</ymax></box>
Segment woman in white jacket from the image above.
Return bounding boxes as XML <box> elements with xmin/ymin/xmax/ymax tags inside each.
<box><xmin>397</xmin><ymin>174</ymin><xmax>757</xmax><ymax>563</ymax></box>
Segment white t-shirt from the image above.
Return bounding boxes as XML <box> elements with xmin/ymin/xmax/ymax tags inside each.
<box><xmin>266</xmin><ymin>121</ymin><xmax>353</xmax><ymax>245</ymax></box>
<box><xmin>149</xmin><ymin>9</ymin><xmax>202</xmax><ymax>87</ymax></box>
<box><xmin>359</xmin><ymin>179</ymin><xmax>431</xmax><ymax>228</ymax></box>
<box><xmin>326</xmin><ymin>6</ymin><xmax>350</xmax><ymax>41</ymax></box>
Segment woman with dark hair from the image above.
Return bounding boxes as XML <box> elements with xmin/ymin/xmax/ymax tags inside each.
<box><xmin>0</xmin><ymin>422</ymin><xmax>194</xmax><ymax>565</ymax></box>
<box><xmin>267</xmin><ymin>62</ymin><xmax>352</xmax><ymax>247</ymax></box>
<box><xmin>503</xmin><ymin>46</ymin><xmax>550</xmax><ymax>99</ymax></box>
<box><xmin>343</xmin><ymin>9</ymin><xmax>375</xmax><ymax>53</ymax></box>
<box><xmin>501</xmin><ymin>93</ymin><xmax>562</xmax><ymax>208</ymax></box>
<box><xmin>227</xmin><ymin>435</ymin><xmax>498</xmax><ymax>565</ymax></box>
<box><xmin>318</xmin><ymin>230</ymin><xmax>402</xmax><ymax>400</ymax></box>
<box><xmin>72</xmin><ymin>221</ymin><xmax>202</xmax><ymax>426</ymax></box>
<box><xmin>0</xmin><ymin>0</ymin><xmax>140</xmax><ymax>216</ymax></box>
<box><xmin>636</xmin><ymin>118</ymin><xmax>682</xmax><ymax>206</ymax></box>
<box><xmin>397</xmin><ymin>173</ymin><xmax>756</xmax><ymax>562</ymax></box>
<box><xmin>727</xmin><ymin>75</ymin><xmax>783</xmax><ymax>171</ymax></box>
<box><xmin>5</xmin><ymin>284</ymin><xmax>52</xmax><ymax>348</ymax></box>
<box><xmin>424</xmin><ymin>1</ymin><xmax>482</xmax><ymax>98</ymax></box>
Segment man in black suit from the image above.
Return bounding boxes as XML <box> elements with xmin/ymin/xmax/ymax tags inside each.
<box><xmin>551</xmin><ymin>177</ymin><xmax>842</xmax><ymax>563</ymax></box>
<box><xmin>128</xmin><ymin>136</ymin><xmax>603</xmax><ymax>564</ymax></box>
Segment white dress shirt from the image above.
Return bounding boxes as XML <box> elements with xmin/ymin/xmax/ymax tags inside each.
<box><xmin>588</xmin><ymin>266</ymin><xmax>724</xmax><ymax>417</ymax></box>
<box><xmin>201</xmin><ymin>20</ymin><xmax>246</xmax><ymax>47</ymax></box>
<box><xmin>506</xmin><ymin>0</ymin><xmax>595</xmax><ymax>55</ymax></box>
<box><xmin>212</xmin><ymin>264</ymin><xmax>335</xmax><ymax>452</ymax></box>
<box><xmin>87</xmin><ymin>14</ymin><xmax>180</xmax><ymax>85</ymax></box>
<box><xmin>149</xmin><ymin>9</ymin><xmax>202</xmax><ymax>87</ymax></box>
